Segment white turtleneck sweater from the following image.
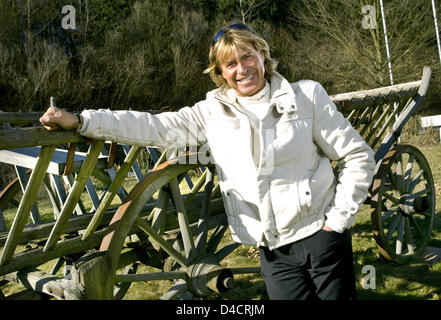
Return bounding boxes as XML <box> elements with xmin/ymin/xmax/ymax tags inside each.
<box><xmin>236</xmin><ymin>81</ymin><xmax>271</xmax><ymax>120</ymax></box>
<box><xmin>232</xmin><ymin>81</ymin><xmax>272</xmax><ymax>173</ymax></box>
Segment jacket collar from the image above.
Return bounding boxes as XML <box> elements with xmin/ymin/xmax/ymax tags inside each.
<box><xmin>269</xmin><ymin>71</ymin><xmax>297</xmax><ymax>114</ymax></box>
<box><xmin>214</xmin><ymin>71</ymin><xmax>297</xmax><ymax>114</ymax></box>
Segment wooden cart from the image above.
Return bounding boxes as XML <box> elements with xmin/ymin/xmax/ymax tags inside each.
<box><xmin>0</xmin><ymin>66</ymin><xmax>433</xmax><ymax>299</ymax></box>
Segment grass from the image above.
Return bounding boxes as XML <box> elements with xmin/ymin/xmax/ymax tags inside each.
<box><xmin>2</xmin><ymin>129</ymin><xmax>441</xmax><ymax>300</ymax></box>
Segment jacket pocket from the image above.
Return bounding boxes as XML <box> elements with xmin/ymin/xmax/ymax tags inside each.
<box><xmin>270</xmin><ymin>181</ymin><xmax>302</xmax><ymax>233</ymax></box>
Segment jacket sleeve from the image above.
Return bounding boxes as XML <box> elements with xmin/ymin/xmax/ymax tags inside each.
<box><xmin>78</xmin><ymin>104</ymin><xmax>208</xmax><ymax>149</ymax></box>
<box><xmin>312</xmin><ymin>82</ymin><xmax>375</xmax><ymax>233</ymax></box>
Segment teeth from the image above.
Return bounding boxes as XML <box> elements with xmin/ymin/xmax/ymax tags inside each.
<box><xmin>238</xmin><ymin>74</ymin><xmax>253</xmax><ymax>82</ymax></box>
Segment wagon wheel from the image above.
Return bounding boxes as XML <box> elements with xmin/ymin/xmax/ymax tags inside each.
<box><xmin>370</xmin><ymin>144</ymin><xmax>435</xmax><ymax>264</ymax></box>
<box><xmin>99</xmin><ymin>151</ymin><xmax>260</xmax><ymax>300</ymax></box>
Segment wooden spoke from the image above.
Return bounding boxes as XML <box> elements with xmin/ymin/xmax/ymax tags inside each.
<box><xmin>395</xmin><ymin>156</ymin><xmax>404</xmax><ymax>191</ymax></box>
<box><xmin>408</xmin><ymin>169</ymin><xmax>424</xmax><ymax>193</ymax></box>
<box><xmin>404</xmin><ymin>218</ymin><xmax>415</xmax><ymax>255</ymax></box>
<box><xmin>382</xmin><ymin>191</ymin><xmax>400</xmax><ymax>205</ymax></box>
<box><xmin>387</xmin><ymin>167</ymin><xmax>401</xmax><ymax>193</ymax></box>
<box><xmin>415</xmin><ymin>210</ymin><xmax>433</xmax><ymax>218</ymax></box>
<box><xmin>195</xmin><ymin>167</ymin><xmax>215</xmax><ymax>254</ymax></box>
<box><xmin>184</xmin><ymin>169</ymin><xmax>208</xmax><ymax>206</ymax></box>
<box><xmin>403</xmin><ymin>155</ymin><xmax>415</xmax><ymax>191</ymax></box>
<box><xmin>114</xmin><ymin>263</ymin><xmax>139</xmax><ymax>300</ymax></box>
<box><xmin>214</xmin><ymin>243</ymin><xmax>240</xmax><ymax>262</ymax></box>
<box><xmin>386</xmin><ymin>167</ymin><xmax>400</xmax><ymax>191</ymax></box>
<box><xmin>50</xmin><ymin>257</ymin><xmax>66</xmax><ymax>275</ymax></box>
<box><xmin>386</xmin><ymin>213</ymin><xmax>401</xmax><ymax>242</ymax></box>
<box><xmin>150</xmin><ymin>189</ymin><xmax>169</xmax><ymax>233</ymax></box>
<box><xmin>396</xmin><ymin>215</ymin><xmax>405</xmax><ymax>255</ymax></box>
<box><xmin>408</xmin><ymin>188</ymin><xmax>430</xmax><ymax>199</ymax></box>
<box><xmin>169</xmin><ymin>178</ymin><xmax>196</xmax><ymax>259</ymax></box>
<box><xmin>206</xmin><ymin>223</ymin><xmax>228</xmax><ymax>255</ymax></box>
<box><xmin>134</xmin><ymin>217</ymin><xmax>188</xmax><ymax>268</ymax></box>
<box><xmin>381</xmin><ymin>207</ymin><xmax>399</xmax><ymax>223</ymax></box>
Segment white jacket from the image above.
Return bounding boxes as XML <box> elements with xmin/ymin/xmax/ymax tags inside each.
<box><xmin>79</xmin><ymin>72</ymin><xmax>375</xmax><ymax>250</ymax></box>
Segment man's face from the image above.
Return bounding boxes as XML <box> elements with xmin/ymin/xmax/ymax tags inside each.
<box><xmin>219</xmin><ymin>43</ymin><xmax>266</xmax><ymax>97</ymax></box>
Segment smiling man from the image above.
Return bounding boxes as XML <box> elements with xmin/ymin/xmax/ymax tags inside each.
<box><xmin>219</xmin><ymin>44</ymin><xmax>266</xmax><ymax>97</ymax></box>
<box><xmin>40</xmin><ymin>23</ymin><xmax>375</xmax><ymax>300</ymax></box>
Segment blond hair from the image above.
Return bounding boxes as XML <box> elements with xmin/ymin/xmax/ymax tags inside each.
<box><xmin>204</xmin><ymin>26</ymin><xmax>278</xmax><ymax>87</ymax></box>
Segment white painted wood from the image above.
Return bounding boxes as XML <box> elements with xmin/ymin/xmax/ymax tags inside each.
<box><xmin>0</xmin><ymin>147</ymin><xmax>88</xmax><ymax>175</ymax></box>
<box><xmin>421</xmin><ymin>115</ymin><xmax>441</xmax><ymax>128</ymax></box>
<box><xmin>420</xmin><ymin>115</ymin><xmax>441</xmax><ymax>143</ymax></box>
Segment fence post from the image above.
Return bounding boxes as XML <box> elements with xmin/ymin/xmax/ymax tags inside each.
<box><xmin>71</xmin><ymin>250</ymin><xmax>113</xmax><ymax>300</ymax></box>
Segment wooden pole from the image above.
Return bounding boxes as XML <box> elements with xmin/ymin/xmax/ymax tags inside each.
<box><xmin>432</xmin><ymin>0</ymin><xmax>441</xmax><ymax>67</ymax></box>
<box><xmin>44</xmin><ymin>140</ymin><xmax>105</xmax><ymax>252</ymax></box>
<box><xmin>0</xmin><ymin>145</ymin><xmax>56</xmax><ymax>266</ymax></box>
<box><xmin>82</xmin><ymin>145</ymin><xmax>142</xmax><ymax>241</ymax></box>
<box><xmin>70</xmin><ymin>250</ymin><xmax>113</xmax><ymax>299</ymax></box>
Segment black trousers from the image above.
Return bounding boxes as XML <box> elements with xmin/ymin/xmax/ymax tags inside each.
<box><xmin>259</xmin><ymin>228</ymin><xmax>356</xmax><ymax>300</ymax></box>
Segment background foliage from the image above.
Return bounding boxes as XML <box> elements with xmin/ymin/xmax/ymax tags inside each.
<box><xmin>0</xmin><ymin>0</ymin><xmax>440</xmax><ymax>113</ymax></box>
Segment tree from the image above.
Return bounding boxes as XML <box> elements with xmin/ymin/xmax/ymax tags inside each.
<box><xmin>288</xmin><ymin>0</ymin><xmax>438</xmax><ymax>92</ymax></box>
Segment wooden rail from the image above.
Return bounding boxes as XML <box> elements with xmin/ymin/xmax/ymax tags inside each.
<box><xmin>331</xmin><ymin>80</ymin><xmax>421</xmax><ymax>110</ymax></box>
<box><xmin>0</xmin><ymin>128</ymin><xmax>84</xmax><ymax>150</ymax></box>
<box><xmin>330</xmin><ymin>66</ymin><xmax>431</xmax><ymax>163</ymax></box>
